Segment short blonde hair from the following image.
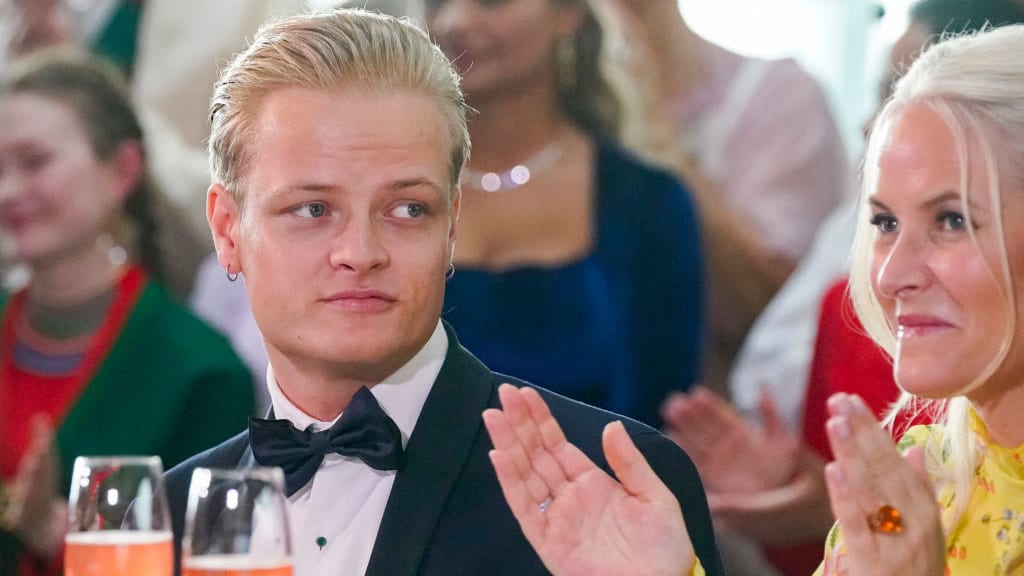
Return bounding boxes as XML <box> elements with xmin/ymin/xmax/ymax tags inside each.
<box><xmin>208</xmin><ymin>9</ymin><xmax>470</xmax><ymax>202</ymax></box>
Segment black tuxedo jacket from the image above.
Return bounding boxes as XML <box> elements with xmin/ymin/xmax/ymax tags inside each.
<box><xmin>165</xmin><ymin>325</ymin><xmax>722</xmax><ymax>575</ymax></box>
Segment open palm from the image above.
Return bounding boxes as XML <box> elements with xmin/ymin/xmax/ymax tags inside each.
<box><xmin>663</xmin><ymin>387</ymin><xmax>800</xmax><ymax>494</ymax></box>
<box><xmin>484</xmin><ymin>384</ymin><xmax>695</xmax><ymax>576</ymax></box>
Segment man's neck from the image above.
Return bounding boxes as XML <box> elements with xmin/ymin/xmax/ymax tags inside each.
<box><xmin>265</xmin><ymin>351</ymin><xmax>406</xmax><ymax>421</ymax></box>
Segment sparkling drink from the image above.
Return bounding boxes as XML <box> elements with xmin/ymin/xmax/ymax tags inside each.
<box><xmin>64</xmin><ymin>530</ymin><xmax>173</xmax><ymax>576</ymax></box>
<box><xmin>182</xmin><ymin>555</ymin><xmax>294</xmax><ymax>576</ymax></box>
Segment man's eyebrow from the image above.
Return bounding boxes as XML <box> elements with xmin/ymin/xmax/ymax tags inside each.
<box><xmin>391</xmin><ymin>177</ymin><xmax>444</xmax><ymax>193</ymax></box>
<box><xmin>268</xmin><ymin>183</ymin><xmax>340</xmax><ymax>197</ymax></box>
<box><xmin>267</xmin><ymin>179</ymin><xmax>445</xmax><ymax>198</ymax></box>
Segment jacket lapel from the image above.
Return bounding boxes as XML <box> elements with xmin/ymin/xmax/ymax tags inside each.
<box><xmin>364</xmin><ymin>325</ymin><xmax>494</xmax><ymax>575</ymax></box>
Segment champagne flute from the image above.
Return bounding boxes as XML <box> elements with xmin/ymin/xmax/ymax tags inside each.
<box><xmin>182</xmin><ymin>467</ymin><xmax>293</xmax><ymax>576</ymax></box>
<box><xmin>65</xmin><ymin>455</ymin><xmax>173</xmax><ymax>576</ymax></box>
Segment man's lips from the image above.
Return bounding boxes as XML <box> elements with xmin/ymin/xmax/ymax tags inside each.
<box><xmin>321</xmin><ymin>290</ymin><xmax>397</xmax><ymax>312</ymax></box>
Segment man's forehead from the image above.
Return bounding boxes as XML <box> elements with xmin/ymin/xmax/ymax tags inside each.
<box><xmin>235</xmin><ymin>85</ymin><xmax>452</xmax><ymax>197</ymax></box>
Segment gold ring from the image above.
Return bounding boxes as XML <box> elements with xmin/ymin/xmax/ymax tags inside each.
<box><xmin>867</xmin><ymin>504</ymin><xmax>903</xmax><ymax>534</ymax></box>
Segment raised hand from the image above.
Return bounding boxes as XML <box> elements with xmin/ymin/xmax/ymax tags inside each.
<box><xmin>707</xmin><ymin>448</ymin><xmax>833</xmax><ymax>545</ymax></box>
<box><xmin>662</xmin><ymin>387</ymin><xmax>800</xmax><ymax>494</ymax></box>
<box><xmin>821</xmin><ymin>393</ymin><xmax>944</xmax><ymax>576</ymax></box>
<box><xmin>3</xmin><ymin>416</ymin><xmax>66</xmax><ymax>558</ymax></box>
<box><xmin>484</xmin><ymin>384</ymin><xmax>695</xmax><ymax>576</ymax></box>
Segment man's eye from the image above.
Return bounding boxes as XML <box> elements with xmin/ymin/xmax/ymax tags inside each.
<box><xmin>294</xmin><ymin>203</ymin><xmax>328</xmax><ymax>218</ymax></box>
<box><xmin>391</xmin><ymin>203</ymin><xmax>426</xmax><ymax>219</ymax></box>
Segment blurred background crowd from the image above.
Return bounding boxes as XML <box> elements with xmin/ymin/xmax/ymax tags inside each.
<box><xmin>2</xmin><ymin>0</ymin><xmax>1023</xmax><ymax>574</ymax></box>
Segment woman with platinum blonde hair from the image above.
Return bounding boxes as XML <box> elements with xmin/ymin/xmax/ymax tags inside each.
<box><xmin>483</xmin><ymin>24</ymin><xmax>1024</xmax><ymax>576</ymax></box>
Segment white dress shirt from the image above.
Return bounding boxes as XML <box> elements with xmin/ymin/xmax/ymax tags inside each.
<box><xmin>265</xmin><ymin>321</ymin><xmax>448</xmax><ymax>576</ymax></box>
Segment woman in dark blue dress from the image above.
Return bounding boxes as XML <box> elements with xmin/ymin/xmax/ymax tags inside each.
<box><xmin>425</xmin><ymin>0</ymin><xmax>704</xmax><ymax>426</ymax></box>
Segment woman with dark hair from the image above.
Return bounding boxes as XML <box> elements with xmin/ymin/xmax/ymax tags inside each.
<box><xmin>424</xmin><ymin>0</ymin><xmax>705</xmax><ymax>427</ymax></box>
<box><xmin>0</xmin><ymin>50</ymin><xmax>253</xmax><ymax>576</ymax></box>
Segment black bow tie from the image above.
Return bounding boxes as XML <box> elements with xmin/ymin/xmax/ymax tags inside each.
<box><xmin>249</xmin><ymin>386</ymin><xmax>405</xmax><ymax>496</ymax></box>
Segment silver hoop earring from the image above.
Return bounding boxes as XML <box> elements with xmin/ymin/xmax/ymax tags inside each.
<box><xmin>225</xmin><ymin>265</ymin><xmax>239</xmax><ymax>282</ymax></box>
<box><xmin>446</xmin><ymin>262</ymin><xmax>455</xmax><ymax>280</ymax></box>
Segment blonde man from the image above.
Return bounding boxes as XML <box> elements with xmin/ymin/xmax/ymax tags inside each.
<box><xmin>163</xmin><ymin>10</ymin><xmax>721</xmax><ymax>576</ymax></box>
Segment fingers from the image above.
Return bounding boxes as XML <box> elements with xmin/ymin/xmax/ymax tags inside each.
<box><xmin>12</xmin><ymin>416</ymin><xmax>56</xmax><ymax>495</ymax></box>
<box><xmin>823</xmin><ymin>393</ymin><xmax>939</xmax><ymax>556</ymax></box>
<box><xmin>516</xmin><ymin>387</ymin><xmax>596</xmax><ymax>480</ymax></box>
<box><xmin>496</xmin><ymin>386</ymin><xmax>576</xmax><ymax>493</ymax></box>
<box><xmin>662</xmin><ymin>388</ymin><xmax>743</xmax><ymax>458</ymax></box>
<box><xmin>826</xmin><ymin>394</ymin><xmax>914</xmax><ymax>502</ymax></box>
<box><xmin>823</xmin><ymin>394</ymin><xmax>889</xmax><ymax>544</ymax></box>
<box><xmin>485</xmin><ymin>385</ymin><xmax>596</xmax><ymax>503</ymax></box>
<box><xmin>758</xmin><ymin>388</ymin><xmax>787</xmax><ymax>439</ymax></box>
<box><xmin>660</xmin><ymin>392</ymin><xmax>688</xmax><ymax>431</ymax></box>
<box><xmin>486</xmin><ymin>445</ymin><xmax>544</xmax><ymax>537</ymax></box>
<box><xmin>602</xmin><ymin>421</ymin><xmax>674</xmax><ymax>505</ymax></box>
<box><xmin>483</xmin><ymin>405</ymin><xmax>551</xmax><ymax>506</ymax></box>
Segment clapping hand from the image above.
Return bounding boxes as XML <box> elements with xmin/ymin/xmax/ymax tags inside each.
<box><xmin>484</xmin><ymin>384</ymin><xmax>695</xmax><ymax>576</ymax></box>
<box><xmin>662</xmin><ymin>387</ymin><xmax>800</xmax><ymax>494</ymax></box>
<box><xmin>662</xmin><ymin>387</ymin><xmax>833</xmax><ymax>545</ymax></box>
<box><xmin>822</xmin><ymin>393</ymin><xmax>944</xmax><ymax>576</ymax></box>
<box><xmin>3</xmin><ymin>416</ymin><xmax>66</xmax><ymax>558</ymax></box>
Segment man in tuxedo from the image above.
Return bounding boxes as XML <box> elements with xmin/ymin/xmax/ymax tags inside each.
<box><xmin>165</xmin><ymin>9</ymin><xmax>721</xmax><ymax>576</ymax></box>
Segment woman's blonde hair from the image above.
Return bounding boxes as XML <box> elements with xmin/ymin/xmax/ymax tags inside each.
<box><xmin>208</xmin><ymin>9</ymin><xmax>471</xmax><ymax>203</ymax></box>
<box><xmin>849</xmin><ymin>24</ymin><xmax>1024</xmax><ymax>533</ymax></box>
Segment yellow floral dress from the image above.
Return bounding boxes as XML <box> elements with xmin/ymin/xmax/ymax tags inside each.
<box><xmin>815</xmin><ymin>411</ymin><xmax>1024</xmax><ymax>575</ymax></box>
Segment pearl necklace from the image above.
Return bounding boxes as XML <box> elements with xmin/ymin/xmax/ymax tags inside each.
<box><xmin>460</xmin><ymin>139</ymin><xmax>564</xmax><ymax>192</ymax></box>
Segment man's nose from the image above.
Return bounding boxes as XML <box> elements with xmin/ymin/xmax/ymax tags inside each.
<box><xmin>327</xmin><ymin>217</ymin><xmax>388</xmax><ymax>273</ymax></box>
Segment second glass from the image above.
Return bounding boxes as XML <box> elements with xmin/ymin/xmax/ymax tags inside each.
<box><xmin>182</xmin><ymin>467</ymin><xmax>293</xmax><ymax>576</ymax></box>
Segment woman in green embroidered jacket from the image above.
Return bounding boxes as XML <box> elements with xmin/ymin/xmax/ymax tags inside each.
<box><xmin>0</xmin><ymin>50</ymin><xmax>254</xmax><ymax>576</ymax></box>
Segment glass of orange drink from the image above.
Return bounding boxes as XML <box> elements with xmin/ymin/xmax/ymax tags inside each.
<box><xmin>182</xmin><ymin>467</ymin><xmax>293</xmax><ymax>576</ymax></box>
<box><xmin>65</xmin><ymin>455</ymin><xmax>173</xmax><ymax>576</ymax></box>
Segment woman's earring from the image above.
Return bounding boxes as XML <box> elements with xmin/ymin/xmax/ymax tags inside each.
<box><xmin>225</xmin><ymin>264</ymin><xmax>239</xmax><ymax>282</ymax></box>
<box><xmin>97</xmin><ymin>232</ymin><xmax>128</xmax><ymax>267</ymax></box>
<box><xmin>446</xmin><ymin>262</ymin><xmax>455</xmax><ymax>280</ymax></box>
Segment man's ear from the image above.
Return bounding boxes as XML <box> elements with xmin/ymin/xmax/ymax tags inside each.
<box><xmin>447</xmin><ymin>186</ymin><xmax>461</xmax><ymax>264</ymax></box>
<box><xmin>208</xmin><ymin>182</ymin><xmax>242</xmax><ymax>273</ymax></box>
<box><xmin>449</xmin><ymin>186</ymin><xmax>461</xmax><ymax>243</ymax></box>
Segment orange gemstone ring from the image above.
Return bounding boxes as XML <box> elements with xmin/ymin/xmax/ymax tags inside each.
<box><xmin>867</xmin><ymin>504</ymin><xmax>903</xmax><ymax>534</ymax></box>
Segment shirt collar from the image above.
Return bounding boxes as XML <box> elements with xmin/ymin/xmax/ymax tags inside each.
<box><xmin>265</xmin><ymin>320</ymin><xmax>448</xmax><ymax>447</ymax></box>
